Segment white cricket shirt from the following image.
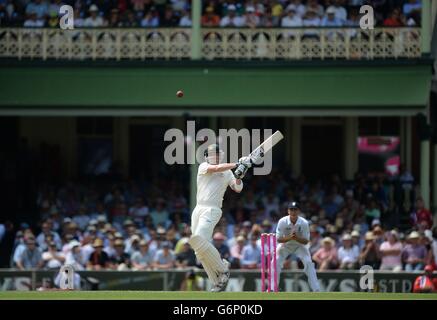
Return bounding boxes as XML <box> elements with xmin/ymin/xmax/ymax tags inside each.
<box><xmin>196</xmin><ymin>162</ymin><xmax>236</xmax><ymax>208</ymax></box>
<box><xmin>276</xmin><ymin>215</ymin><xmax>310</xmax><ymax>250</ymax></box>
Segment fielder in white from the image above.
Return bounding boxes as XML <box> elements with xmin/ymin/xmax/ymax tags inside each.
<box><xmin>188</xmin><ymin>144</ymin><xmax>251</xmax><ymax>292</ymax></box>
<box><xmin>273</xmin><ymin>201</ymin><xmax>321</xmax><ymax>292</ymax></box>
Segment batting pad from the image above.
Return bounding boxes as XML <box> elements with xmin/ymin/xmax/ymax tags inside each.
<box><xmin>189</xmin><ymin>235</ymin><xmax>226</xmax><ymax>285</ymax></box>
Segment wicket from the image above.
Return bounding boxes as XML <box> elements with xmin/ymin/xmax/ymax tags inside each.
<box><xmin>260</xmin><ymin>233</ymin><xmax>278</xmax><ymax>292</ymax></box>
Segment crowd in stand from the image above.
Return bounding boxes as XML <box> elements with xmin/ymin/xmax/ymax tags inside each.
<box><xmin>0</xmin><ymin>0</ymin><xmax>422</xmax><ymax>28</ymax></box>
<box><xmin>1</xmin><ymin>165</ymin><xmax>436</xmax><ymax>274</ymax></box>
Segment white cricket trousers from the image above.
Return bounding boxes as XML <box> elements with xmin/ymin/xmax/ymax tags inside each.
<box><xmin>191</xmin><ymin>205</ymin><xmax>222</xmax><ymax>241</ymax></box>
<box><xmin>273</xmin><ymin>244</ymin><xmax>321</xmax><ymax>292</ymax></box>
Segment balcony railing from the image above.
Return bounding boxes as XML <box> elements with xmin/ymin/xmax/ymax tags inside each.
<box><xmin>0</xmin><ymin>27</ymin><xmax>421</xmax><ymax>61</ymax></box>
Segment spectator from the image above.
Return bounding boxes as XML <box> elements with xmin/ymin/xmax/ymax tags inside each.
<box><xmin>153</xmin><ymin>241</ymin><xmax>175</xmax><ymax>269</ymax></box>
<box><xmin>338</xmin><ymin>234</ymin><xmax>360</xmax><ymax>269</ymax></box>
<box><xmin>281</xmin><ymin>6</ymin><xmax>303</xmax><ymax>28</ymax></box>
<box><xmin>161</xmin><ymin>6</ymin><xmax>179</xmax><ymax>27</ymax></box>
<box><xmin>309</xmin><ymin>225</ymin><xmax>321</xmax><ymax>256</ymax></box>
<box><xmin>244</xmin><ymin>6</ymin><xmax>259</xmax><ymax>28</ymax></box>
<box><xmin>25</xmin><ymin>0</ymin><xmax>48</xmax><ymax>20</ymax></box>
<box><xmin>241</xmin><ymin>235</ymin><xmax>261</xmax><ymax>269</ymax></box>
<box><xmin>83</xmin><ymin>5</ymin><xmax>105</xmax><ymax>28</ymax></box>
<box><xmin>73</xmin><ymin>206</ymin><xmax>91</xmax><ymax>231</ymax></box>
<box><xmin>431</xmin><ymin>227</ymin><xmax>437</xmax><ymax>270</ymax></box>
<box><xmin>150</xmin><ymin>198</ymin><xmax>170</xmax><ymax>228</ymax></box>
<box><xmin>175</xmin><ymin>239</ymin><xmax>196</xmax><ymax>268</ymax></box>
<box><xmin>121</xmin><ymin>10</ymin><xmax>139</xmax><ymax>27</ymax></box>
<box><xmin>16</xmin><ymin>237</ymin><xmax>43</xmax><ymax>270</ymax></box>
<box><xmin>379</xmin><ymin>230</ymin><xmax>403</xmax><ymax>271</ymax></box>
<box><xmin>403</xmin><ymin>0</ymin><xmax>421</xmax><ymax>20</ymax></box>
<box><xmin>365</xmin><ymin>199</ymin><xmax>381</xmax><ymax>226</ymax></box>
<box><xmin>306</xmin><ymin>0</ymin><xmax>324</xmax><ymax>18</ymax></box>
<box><xmin>312</xmin><ymin>237</ymin><xmax>338</xmax><ymax>270</ymax></box>
<box><xmin>141</xmin><ymin>10</ymin><xmax>159</xmax><ymax>27</ymax></box>
<box><xmin>321</xmin><ymin>7</ymin><xmax>344</xmax><ymax>26</ymax></box>
<box><xmin>403</xmin><ymin>231</ymin><xmax>427</xmax><ymax>271</ymax></box>
<box><xmin>359</xmin><ymin>231</ymin><xmax>380</xmax><ymax>269</ymax></box>
<box><xmin>87</xmin><ymin>238</ymin><xmax>110</xmax><ymax>270</ymax></box>
<box><xmin>271</xmin><ymin>0</ymin><xmax>283</xmax><ymax>26</ymax></box>
<box><xmin>287</xmin><ymin>0</ymin><xmax>306</xmax><ymax>18</ymax></box>
<box><xmin>411</xmin><ymin>197</ymin><xmax>433</xmax><ymax>230</ymax></box>
<box><xmin>23</xmin><ymin>12</ymin><xmax>44</xmax><ymax>27</ymax></box>
<box><xmin>131</xmin><ymin>240</ymin><xmax>155</xmax><ymax>270</ymax></box>
<box><xmin>110</xmin><ymin>239</ymin><xmax>131</xmax><ymax>270</ymax></box>
<box><xmin>412</xmin><ymin>265</ymin><xmax>436</xmax><ymax>293</ymax></box>
<box><xmin>212</xmin><ymin>232</ymin><xmax>230</xmax><ymax>261</ymax></box>
<box><xmin>220</xmin><ymin>4</ymin><xmax>245</xmax><ymax>27</ymax></box>
<box><xmin>42</xmin><ymin>241</ymin><xmax>65</xmax><ymax>269</ymax></box>
<box><xmin>202</xmin><ymin>6</ymin><xmax>220</xmax><ymax>27</ymax></box>
<box><xmin>326</xmin><ymin>0</ymin><xmax>347</xmax><ymax>23</ymax></box>
<box><xmin>179</xmin><ymin>10</ymin><xmax>192</xmax><ymax>27</ymax></box>
<box><xmin>383</xmin><ymin>8</ymin><xmax>406</xmax><ymax>27</ymax></box>
<box><xmin>36</xmin><ymin>222</ymin><xmax>62</xmax><ymax>252</ymax></box>
<box><xmin>230</xmin><ymin>235</ymin><xmax>246</xmax><ymax>268</ymax></box>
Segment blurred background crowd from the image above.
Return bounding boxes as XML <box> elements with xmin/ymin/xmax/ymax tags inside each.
<box><xmin>0</xmin><ymin>0</ymin><xmax>423</xmax><ymax>28</ymax></box>
<box><xmin>1</xmin><ymin>165</ymin><xmax>435</xmax><ymax>273</ymax></box>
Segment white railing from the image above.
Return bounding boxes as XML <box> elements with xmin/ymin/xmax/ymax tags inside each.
<box><xmin>0</xmin><ymin>27</ymin><xmax>421</xmax><ymax>60</ymax></box>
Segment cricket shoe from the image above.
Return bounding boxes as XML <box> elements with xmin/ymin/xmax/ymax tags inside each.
<box><xmin>211</xmin><ymin>259</ymin><xmax>230</xmax><ymax>292</ymax></box>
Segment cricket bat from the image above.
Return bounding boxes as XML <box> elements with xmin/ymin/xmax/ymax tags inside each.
<box><xmin>234</xmin><ymin>130</ymin><xmax>284</xmax><ymax>178</ymax></box>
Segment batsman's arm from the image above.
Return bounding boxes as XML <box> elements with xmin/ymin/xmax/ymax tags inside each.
<box><xmin>206</xmin><ymin>163</ymin><xmax>237</xmax><ymax>174</ymax></box>
<box><xmin>229</xmin><ymin>177</ymin><xmax>243</xmax><ymax>193</ymax></box>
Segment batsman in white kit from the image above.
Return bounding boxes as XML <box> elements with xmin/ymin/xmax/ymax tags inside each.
<box><xmin>274</xmin><ymin>201</ymin><xmax>321</xmax><ymax>292</ymax></box>
<box><xmin>188</xmin><ymin>144</ymin><xmax>252</xmax><ymax>292</ymax></box>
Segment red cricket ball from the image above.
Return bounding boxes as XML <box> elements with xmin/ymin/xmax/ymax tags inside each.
<box><xmin>176</xmin><ymin>90</ymin><xmax>184</xmax><ymax>98</ymax></box>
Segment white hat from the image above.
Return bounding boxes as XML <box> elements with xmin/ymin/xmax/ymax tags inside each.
<box><xmin>69</xmin><ymin>240</ymin><xmax>81</xmax><ymax>250</ymax></box>
<box><xmin>286</xmin><ymin>4</ymin><xmax>297</xmax><ymax>12</ymax></box>
<box><xmin>351</xmin><ymin>230</ymin><xmax>360</xmax><ymax>238</ymax></box>
<box><xmin>342</xmin><ymin>234</ymin><xmax>352</xmax><ymax>241</ymax></box>
<box><xmin>89</xmin><ymin>4</ymin><xmax>99</xmax><ymax>12</ymax></box>
<box><xmin>246</xmin><ymin>6</ymin><xmax>255</xmax><ymax>13</ymax></box>
<box><xmin>227</xmin><ymin>4</ymin><xmax>236</xmax><ymax>11</ymax></box>
<box><xmin>408</xmin><ymin>231</ymin><xmax>420</xmax><ymax>239</ymax></box>
<box><xmin>371</xmin><ymin>219</ymin><xmax>381</xmax><ymax>227</ymax></box>
<box><xmin>326</xmin><ymin>6</ymin><xmax>336</xmax><ymax>14</ymax></box>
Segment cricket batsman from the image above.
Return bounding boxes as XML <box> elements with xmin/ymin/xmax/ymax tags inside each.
<box><xmin>274</xmin><ymin>201</ymin><xmax>321</xmax><ymax>292</ymax></box>
<box><xmin>188</xmin><ymin>144</ymin><xmax>251</xmax><ymax>292</ymax></box>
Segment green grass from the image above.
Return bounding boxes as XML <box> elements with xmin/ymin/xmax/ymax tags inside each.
<box><xmin>0</xmin><ymin>291</ymin><xmax>437</xmax><ymax>300</ymax></box>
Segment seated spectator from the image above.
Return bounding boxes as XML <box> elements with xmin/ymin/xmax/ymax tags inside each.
<box><xmin>327</xmin><ymin>0</ymin><xmax>347</xmax><ymax>23</ymax></box>
<box><xmin>42</xmin><ymin>241</ymin><xmax>65</xmax><ymax>269</ymax></box>
<box><xmin>220</xmin><ymin>4</ymin><xmax>245</xmax><ymax>27</ymax></box>
<box><xmin>244</xmin><ymin>6</ymin><xmax>259</xmax><ymax>28</ymax></box>
<box><xmin>179</xmin><ymin>10</ymin><xmax>192</xmax><ymax>27</ymax></box>
<box><xmin>312</xmin><ymin>237</ymin><xmax>338</xmax><ymax>270</ymax></box>
<box><xmin>230</xmin><ymin>235</ymin><xmax>246</xmax><ymax>268</ymax></box>
<box><xmin>365</xmin><ymin>199</ymin><xmax>381</xmax><ymax>226</ymax></box>
<box><xmin>73</xmin><ymin>206</ymin><xmax>90</xmax><ymax>231</ymax></box>
<box><xmin>25</xmin><ymin>0</ymin><xmax>48</xmax><ymax>20</ymax></box>
<box><xmin>202</xmin><ymin>6</ymin><xmax>220</xmax><ymax>27</ymax></box>
<box><xmin>281</xmin><ymin>6</ymin><xmax>303</xmax><ymax>28</ymax></box>
<box><xmin>161</xmin><ymin>6</ymin><xmax>179</xmax><ymax>27</ymax></box>
<box><xmin>150</xmin><ymin>198</ymin><xmax>170</xmax><ymax>228</ymax></box>
<box><xmin>84</xmin><ymin>5</ymin><xmax>105</xmax><ymax>28</ymax></box>
<box><xmin>153</xmin><ymin>241</ymin><xmax>175</xmax><ymax>269</ymax></box>
<box><xmin>87</xmin><ymin>238</ymin><xmax>110</xmax><ymax>270</ymax></box>
<box><xmin>131</xmin><ymin>240</ymin><xmax>155</xmax><ymax>270</ymax></box>
<box><xmin>321</xmin><ymin>7</ymin><xmax>344</xmax><ymax>27</ymax></box>
<box><xmin>109</xmin><ymin>239</ymin><xmax>130</xmax><ymax>270</ymax></box>
<box><xmin>309</xmin><ymin>225</ymin><xmax>322</xmax><ymax>256</ymax></box>
<box><xmin>413</xmin><ymin>265</ymin><xmax>437</xmax><ymax>293</ymax></box>
<box><xmin>305</xmin><ymin>0</ymin><xmax>324</xmax><ymax>18</ymax></box>
<box><xmin>271</xmin><ymin>0</ymin><xmax>283</xmax><ymax>26</ymax></box>
<box><xmin>23</xmin><ymin>12</ymin><xmax>44</xmax><ymax>27</ymax></box>
<box><xmin>383</xmin><ymin>8</ymin><xmax>406</xmax><ymax>28</ymax></box>
<box><xmin>241</xmin><ymin>235</ymin><xmax>261</xmax><ymax>269</ymax></box>
<box><xmin>121</xmin><ymin>10</ymin><xmax>139</xmax><ymax>27</ymax></box>
<box><xmin>65</xmin><ymin>240</ymin><xmax>86</xmax><ymax>271</ymax></box>
<box><xmin>47</xmin><ymin>0</ymin><xmax>63</xmax><ymax>18</ymax></box>
<box><xmin>287</xmin><ymin>0</ymin><xmax>306</xmax><ymax>18</ymax></box>
<box><xmin>379</xmin><ymin>230</ymin><xmax>403</xmax><ymax>271</ymax></box>
<box><xmin>338</xmin><ymin>234</ymin><xmax>360</xmax><ymax>269</ymax></box>
<box><xmin>175</xmin><ymin>239</ymin><xmax>196</xmax><ymax>268</ymax></box>
<box><xmin>351</xmin><ymin>230</ymin><xmax>363</xmax><ymax>250</ymax></box>
<box><xmin>411</xmin><ymin>197</ymin><xmax>433</xmax><ymax>230</ymax></box>
<box><xmin>141</xmin><ymin>10</ymin><xmax>159</xmax><ymax>27</ymax></box>
<box><xmin>36</xmin><ymin>222</ymin><xmax>62</xmax><ymax>252</ymax></box>
<box><xmin>16</xmin><ymin>237</ymin><xmax>43</xmax><ymax>270</ymax></box>
<box><xmin>212</xmin><ymin>232</ymin><xmax>230</xmax><ymax>261</ymax></box>
<box><xmin>359</xmin><ymin>231</ymin><xmax>380</xmax><ymax>269</ymax></box>
<box><xmin>403</xmin><ymin>231</ymin><xmax>427</xmax><ymax>271</ymax></box>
